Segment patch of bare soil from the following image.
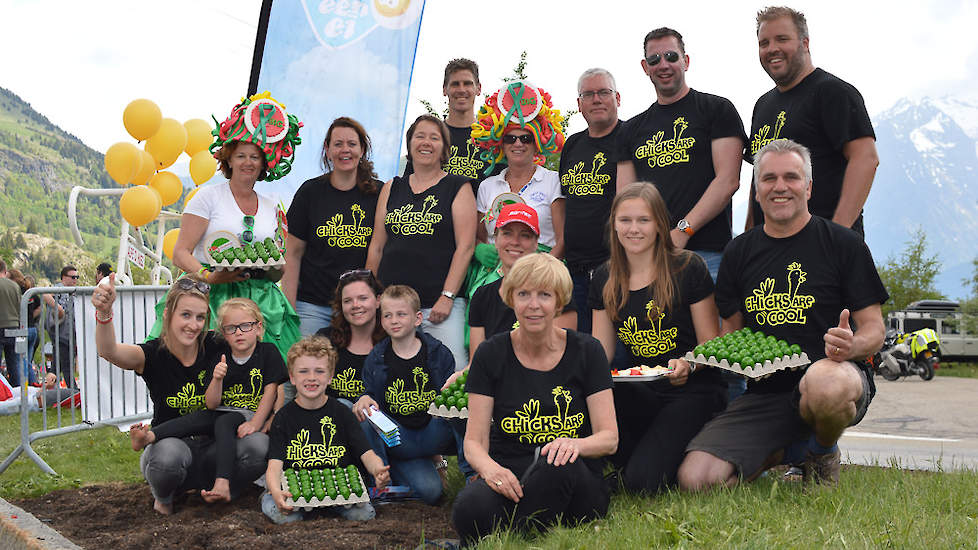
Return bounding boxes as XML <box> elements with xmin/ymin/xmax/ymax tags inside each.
<box><xmin>15</xmin><ymin>483</ymin><xmax>455</xmax><ymax>549</ymax></box>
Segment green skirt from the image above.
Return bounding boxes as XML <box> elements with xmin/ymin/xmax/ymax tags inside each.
<box><xmin>148</xmin><ymin>279</ymin><xmax>300</xmax><ymax>360</ymax></box>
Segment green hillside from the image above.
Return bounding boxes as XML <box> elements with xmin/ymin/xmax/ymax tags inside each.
<box><xmin>0</xmin><ymin>86</ymin><xmax>148</xmax><ymax>282</ymax></box>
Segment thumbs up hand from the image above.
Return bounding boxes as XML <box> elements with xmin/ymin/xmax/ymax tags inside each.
<box><xmin>213</xmin><ymin>354</ymin><xmax>228</xmax><ymax>380</ymax></box>
<box><xmin>824</xmin><ymin>309</ymin><xmax>853</xmax><ymax>361</ymax></box>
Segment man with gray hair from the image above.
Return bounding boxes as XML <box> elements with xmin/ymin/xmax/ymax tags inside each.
<box><xmin>746</xmin><ymin>6</ymin><xmax>878</xmax><ymax>237</ymax></box>
<box><xmin>677</xmin><ymin>139</ymin><xmax>887</xmax><ymax>489</ymax></box>
<box><xmin>558</xmin><ymin>67</ymin><xmax>621</xmax><ymax>333</ymax></box>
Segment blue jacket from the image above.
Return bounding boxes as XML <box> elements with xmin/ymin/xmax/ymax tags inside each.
<box><xmin>362</xmin><ymin>329</ymin><xmax>455</xmax><ymax>407</ymax></box>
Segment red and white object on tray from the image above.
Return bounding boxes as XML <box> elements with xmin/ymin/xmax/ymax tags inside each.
<box><xmin>611</xmin><ymin>364</ymin><xmax>671</xmax><ymax>382</ymax></box>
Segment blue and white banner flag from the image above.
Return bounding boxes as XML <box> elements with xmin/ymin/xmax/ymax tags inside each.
<box><xmin>249</xmin><ymin>0</ymin><xmax>425</xmax><ymax>204</ymax></box>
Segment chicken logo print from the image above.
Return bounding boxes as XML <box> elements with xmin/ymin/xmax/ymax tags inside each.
<box><xmin>750</xmin><ymin>110</ymin><xmax>787</xmax><ymax>155</ymax></box>
<box><xmin>745</xmin><ymin>262</ymin><xmax>816</xmax><ymax>325</ymax></box>
<box><xmin>385</xmin><ymin>195</ymin><xmax>443</xmax><ymax>235</ymax></box>
<box><xmin>386</xmin><ymin>366</ymin><xmax>436</xmax><ymax>415</ymax></box>
<box><xmin>222</xmin><ymin>368</ymin><xmax>265</xmax><ymax>410</ymax></box>
<box><xmin>561</xmin><ymin>152</ymin><xmax>612</xmax><ymax>196</ymax></box>
<box><xmin>330</xmin><ymin>366</ymin><xmax>364</xmax><ymax>399</ymax></box>
<box><xmin>317</xmin><ymin>204</ymin><xmax>372</xmax><ymax>248</ymax></box>
<box><xmin>634</xmin><ymin>117</ymin><xmax>695</xmax><ymax>168</ymax></box>
<box><xmin>500</xmin><ymin>386</ymin><xmax>585</xmax><ymax>444</ymax></box>
<box><xmin>445</xmin><ymin>141</ymin><xmax>485</xmax><ymax>178</ymax></box>
<box><xmin>166</xmin><ymin>383</ymin><xmax>207</xmax><ymax>416</ymax></box>
<box><xmin>616</xmin><ymin>299</ymin><xmax>678</xmax><ymax>358</ymax></box>
<box><xmin>286</xmin><ymin>416</ymin><xmax>347</xmax><ymax>468</ymax></box>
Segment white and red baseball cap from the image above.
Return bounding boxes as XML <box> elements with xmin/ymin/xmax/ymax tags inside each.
<box><xmin>496</xmin><ymin>203</ymin><xmax>540</xmax><ymax>235</ymax></box>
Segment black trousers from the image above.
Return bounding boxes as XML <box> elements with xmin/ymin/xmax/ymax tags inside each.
<box><xmin>152</xmin><ymin>410</ymin><xmax>247</xmax><ymax>480</ymax></box>
<box><xmin>452</xmin><ymin>459</ymin><xmax>608</xmax><ymax>546</ymax></box>
<box><xmin>612</xmin><ymin>382</ymin><xmax>726</xmax><ymax>494</ymax></box>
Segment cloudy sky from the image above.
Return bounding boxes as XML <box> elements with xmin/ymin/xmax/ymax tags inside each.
<box><xmin>2</xmin><ymin>0</ymin><xmax>976</xmax><ymax>219</ymax></box>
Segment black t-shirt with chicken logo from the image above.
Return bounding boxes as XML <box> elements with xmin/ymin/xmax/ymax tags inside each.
<box><xmin>205</xmin><ymin>341</ymin><xmax>287</xmax><ymax>411</ymax></box>
<box><xmin>268</xmin><ymin>398</ymin><xmax>370</xmax><ymax>471</ymax></box>
<box><xmin>138</xmin><ymin>332</ymin><xmax>222</xmax><ymax>427</ymax></box>
<box><xmin>716</xmin><ymin>216</ymin><xmax>888</xmax><ymax>394</ymax></box>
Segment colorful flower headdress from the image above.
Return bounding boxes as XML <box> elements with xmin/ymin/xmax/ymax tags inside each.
<box><xmin>210</xmin><ymin>91</ymin><xmax>303</xmax><ymax>182</ymax></box>
<box><xmin>471</xmin><ymin>80</ymin><xmax>565</xmax><ymax>175</ymax></box>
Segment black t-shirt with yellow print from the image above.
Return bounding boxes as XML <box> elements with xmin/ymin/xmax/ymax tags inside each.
<box><xmin>588</xmin><ymin>254</ymin><xmax>725</xmax><ymax>394</ymax></box>
<box><xmin>327</xmin><ymin>348</ymin><xmax>367</xmax><ymax>401</ymax></box>
<box><xmin>465</xmin><ymin>330</ymin><xmax>612</xmax><ymax>473</ymax></box>
<box><xmin>716</xmin><ymin>216</ymin><xmax>888</xmax><ymax>394</ymax></box>
<box><xmin>206</xmin><ymin>341</ymin><xmax>287</xmax><ymax>411</ymax></box>
<box><xmin>616</xmin><ymin>89</ymin><xmax>746</xmax><ymax>252</ymax></box>
<box><xmin>559</xmin><ymin>122</ymin><xmax>621</xmax><ymax>271</ymax></box>
<box><xmin>402</xmin><ymin>124</ymin><xmax>501</xmax><ymax>192</ymax></box>
<box><xmin>287</xmin><ymin>174</ymin><xmax>380</xmax><ymax>307</ymax></box>
<box><xmin>382</xmin><ymin>340</ymin><xmax>437</xmax><ymax>430</ymax></box>
<box><xmin>138</xmin><ymin>332</ymin><xmax>222</xmax><ymax>427</ymax></box>
<box><xmin>268</xmin><ymin>398</ymin><xmax>370</xmax><ymax>471</ymax></box>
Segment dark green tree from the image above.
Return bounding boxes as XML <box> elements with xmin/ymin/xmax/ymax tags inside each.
<box><xmin>961</xmin><ymin>257</ymin><xmax>978</xmax><ymax>335</ymax></box>
<box><xmin>877</xmin><ymin>227</ymin><xmax>945</xmax><ymax>316</ymax></box>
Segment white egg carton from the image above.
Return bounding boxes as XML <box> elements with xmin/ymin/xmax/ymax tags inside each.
<box><xmin>427</xmin><ymin>403</ymin><xmax>469</xmax><ymax>419</ymax></box>
<box><xmin>684</xmin><ymin>351</ymin><xmax>811</xmax><ymax>380</ymax></box>
<box><xmin>281</xmin><ymin>469</ymin><xmax>370</xmax><ymax>510</ymax></box>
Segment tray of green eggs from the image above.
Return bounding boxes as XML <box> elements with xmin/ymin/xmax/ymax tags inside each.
<box><xmin>684</xmin><ymin>327</ymin><xmax>809</xmax><ymax>380</ymax></box>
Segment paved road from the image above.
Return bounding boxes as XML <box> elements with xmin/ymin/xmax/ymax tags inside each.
<box><xmin>841</xmin><ymin>375</ymin><xmax>978</xmax><ymax>471</ymax></box>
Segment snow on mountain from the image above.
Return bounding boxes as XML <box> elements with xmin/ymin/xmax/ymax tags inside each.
<box><xmin>866</xmin><ymin>96</ymin><xmax>978</xmax><ymax>299</ymax></box>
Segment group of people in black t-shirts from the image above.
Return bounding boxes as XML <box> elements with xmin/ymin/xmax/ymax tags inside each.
<box><xmin>92</xmin><ymin>6</ymin><xmax>892</xmax><ymax>547</ymax></box>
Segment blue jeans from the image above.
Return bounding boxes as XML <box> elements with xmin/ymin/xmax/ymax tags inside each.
<box><xmin>360</xmin><ymin>414</ymin><xmax>456</xmax><ymax>504</ymax></box>
<box><xmin>691</xmin><ymin>249</ymin><xmax>745</xmax><ymax>403</ymax></box>
<box><xmin>295</xmin><ymin>300</ymin><xmax>333</xmax><ymax>337</ymax></box>
<box><xmin>1</xmin><ymin>332</ymin><xmax>20</xmax><ymax>387</ymax></box>
<box><xmin>25</xmin><ymin>327</ymin><xmax>39</xmax><ymax>385</ymax></box>
<box><xmin>570</xmin><ymin>269</ymin><xmax>595</xmax><ymax>335</ymax></box>
<box><xmin>422</xmin><ymin>297</ymin><xmax>466</xmax><ymax>371</ymax></box>
<box><xmin>260</xmin><ymin>490</ymin><xmax>375</xmax><ymax>523</ymax></box>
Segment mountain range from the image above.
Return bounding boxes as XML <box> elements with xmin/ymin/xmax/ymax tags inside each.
<box><xmin>866</xmin><ymin>95</ymin><xmax>978</xmax><ymax>300</ymax></box>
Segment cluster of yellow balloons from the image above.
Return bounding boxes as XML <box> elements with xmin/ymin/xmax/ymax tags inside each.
<box><xmin>106</xmin><ymin>99</ymin><xmax>219</xmax><ymax>229</ymax></box>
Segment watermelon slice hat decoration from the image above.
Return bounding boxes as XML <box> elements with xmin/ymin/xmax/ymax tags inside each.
<box><xmin>471</xmin><ymin>80</ymin><xmax>566</xmax><ymax>175</ymax></box>
<box><xmin>209</xmin><ymin>91</ymin><xmax>303</xmax><ymax>182</ymax></box>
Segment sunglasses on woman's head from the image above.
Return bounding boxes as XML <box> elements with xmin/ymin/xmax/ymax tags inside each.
<box><xmin>174</xmin><ymin>278</ymin><xmax>211</xmax><ymax>294</ymax></box>
<box><xmin>339</xmin><ymin>269</ymin><xmax>373</xmax><ymax>282</ymax></box>
<box><xmin>502</xmin><ymin>134</ymin><xmax>534</xmax><ymax>145</ymax></box>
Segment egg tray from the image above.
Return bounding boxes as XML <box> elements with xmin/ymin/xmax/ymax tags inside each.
<box><xmin>281</xmin><ymin>468</ymin><xmax>370</xmax><ymax>510</ymax></box>
<box><xmin>207</xmin><ymin>256</ymin><xmax>286</xmax><ymax>271</ymax></box>
<box><xmin>427</xmin><ymin>403</ymin><xmax>469</xmax><ymax>419</ymax></box>
<box><xmin>684</xmin><ymin>351</ymin><xmax>811</xmax><ymax>380</ymax></box>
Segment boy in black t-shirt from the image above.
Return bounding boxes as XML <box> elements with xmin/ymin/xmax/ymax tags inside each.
<box><xmin>262</xmin><ymin>337</ymin><xmax>390</xmax><ymax>524</ymax></box>
<box><xmin>679</xmin><ymin>139</ymin><xmax>887</xmax><ymax>490</ymax></box>
<box><xmin>353</xmin><ymin>285</ymin><xmax>459</xmax><ymax>505</ymax></box>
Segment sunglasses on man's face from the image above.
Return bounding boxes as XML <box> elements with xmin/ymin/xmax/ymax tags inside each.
<box><xmin>241</xmin><ymin>215</ymin><xmax>255</xmax><ymax>244</ymax></box>
<box><xmin>174</xmin><ymin>278</ymin><xmax>211</xmax><ymax>294</ymax></box>
<box><xmin>502</xmin><ymin>134</ymin><xmax>534</xmax><ymax>145</ymax></box>
<box><xmin>645</xmin><ymin>50</ymin><xmax>681</xmax><ymax>66</ymax></box>
<box><xmin>66</xmin><ymin>274</ymin><xmax>79</xmax><ymax>280</ymax></box>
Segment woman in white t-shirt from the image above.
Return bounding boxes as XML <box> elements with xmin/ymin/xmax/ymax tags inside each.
<box><xmin>157</xmin><ymin>94</ymin><xmax>302</xmax><ymax>359</ymax></box>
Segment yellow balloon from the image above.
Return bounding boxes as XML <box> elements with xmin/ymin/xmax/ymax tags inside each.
<box><xmin>145</xmin><ymin>118</ymin><xmax>188</xmax><ymax>169</ymax></box>
<box><xmin>131</xmin><ymin>149</ymin><xmax>156</xmax><ymax>186</ymax></box>
<box><xmin>123</xmin><ymin>99</ymin><xmax>162</xmax><ymax>141</ymax></box>
<box><xmin>162</xmin><ymin>228</ymin><xmax>180</xmax><ymax>260</ymax></box>
<box><xmin>149</xmin><ymin>171</ymin><xmax>183</xmax><ymax>207</ymax></box>
<box><xmin>184</xmin><ymin>119</ymin><xmax>213</xmax><ymax>156</ymax></box>
<box><xmin>183</xmin><ymin>186</ymin><xmax>199</xmax><ymax>209</ymax></box>
<box><xmin>104</xmin><ymin>142</ymin><xmax>141</xmax><ymax>185</ymax></box>
<box><xmin>119</xmin><ymin>185</ymin><xmax>162</xmax><ymax>227</ymax></box>
<box><xmin>146</xmin><ymin>184</ymin><xmax>163</xmax><ymax>213</ymax></box>
<box><xmin>189</xmin><ymin>150</ymin><xmax>217</xmax><ymax>185</ymax></box>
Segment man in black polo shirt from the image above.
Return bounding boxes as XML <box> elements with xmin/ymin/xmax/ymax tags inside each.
<box><xmin>677</xmin><ymin>139</ymin><xmax>887</xmax><ymax>489</ymax></box>
<box><xmin>616</xmin><ymin>27</ymin><xmax>745</xmax><ymax>280</ymax></box>
<box><xmin>746</xmin><ymin>6</ymin><xmax>878</xmax><ymax>237</ymax></box>
<box><xmin>559</xmin><ymin>68</ymin><xmax>621</xmax><ymax>334</ymax></box>
<box><xmin>404</xmin><ymin>58</ymin><xmax>501</xmax><ymax>190</ymax></box>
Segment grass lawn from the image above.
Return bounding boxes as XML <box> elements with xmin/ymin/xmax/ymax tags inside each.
<box><xmin>937</xmin><ymin>361</ymin><xmax>978</xmax><ymax>378</ymax></box>
<box><xmin>2</xmin><ymin>412</ymin><xmax>977</xmax><ymax>548</ymax></box>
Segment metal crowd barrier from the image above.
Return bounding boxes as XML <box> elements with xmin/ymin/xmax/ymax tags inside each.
<box><xmin>0</xmin><ymin>284</ymin><xmax>168</xmax><ymax>475</ymax></box>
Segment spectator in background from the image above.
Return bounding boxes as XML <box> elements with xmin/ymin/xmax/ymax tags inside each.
<box><xmin>0</xmin><ymin>260</ymin><xmax>22</xmax><ymax>386</ymax></box>
<box><xmin>47</xmin><ymin>265</ymin><xmax>77</xmax><ymax>389</ymax></box>
<box><xmin>8</xmin><ymin>269</ymin><xmax>45</xmax><ymax>386</ymax></box>
<box><xmin>96</xmin><ymin>262</ymin><xmax>113</xmax><ymax>284</ymax></box>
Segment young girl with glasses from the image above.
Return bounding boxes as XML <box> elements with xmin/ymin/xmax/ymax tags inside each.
<box><xmin>129</xmin><ymin>297</ymin><xmax>287</xmax><ymax>504</ymax></box>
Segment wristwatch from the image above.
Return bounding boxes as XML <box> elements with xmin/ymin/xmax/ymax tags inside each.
<box><xmin>676</xmin><ymin>218</ymin><xmax>694</xmax><ymax>236</ymax></box>
<box><xmin>441</xmin><ymin>290</ymin><xmax>457</xmax><ymax>300</ymax></box>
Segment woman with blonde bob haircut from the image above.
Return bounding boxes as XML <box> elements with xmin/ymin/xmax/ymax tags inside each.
<box><xmin>452</xmin><ymin>253</ymin><xmax>617</xmax><ymax>545</ymax></box>
<box><xmin>589</xmin><ymin>182</ymin><xmax>726</xmax><ymax>494</ymax></box>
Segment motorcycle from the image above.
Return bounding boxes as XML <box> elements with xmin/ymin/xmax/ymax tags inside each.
<box><xmin>875</xmin><ymin>327</ymin><xmax>940</xmax><ymax>381</ymax></box>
